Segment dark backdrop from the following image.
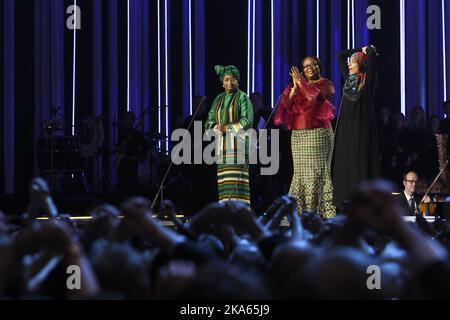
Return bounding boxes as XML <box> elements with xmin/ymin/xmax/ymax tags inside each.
<box><xmin>2</xmin><ymin>0</ymin><xmax>449</xmax><ymax>193</ymax></box>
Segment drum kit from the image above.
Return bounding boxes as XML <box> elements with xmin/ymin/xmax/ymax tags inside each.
<box><xmin>35</xmin><ymin>105</ymin><xmax>173</xmax><ymax>193</ymax></box>
<box><xmin>35</xmin><ymin>117</ymin><xmax>87</xmax><ymax>193</ymax></box>
<box><xmin>137</xmin><ymin>132</ymin><xmax>170</xmax><ymax>187</ymax></box>
<box><xmin>112</xmin><ymin>106</ymin><xmax>170</xmax><ymax>191</ymax></box>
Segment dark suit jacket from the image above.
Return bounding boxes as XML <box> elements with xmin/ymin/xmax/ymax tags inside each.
<box><xmin>396</xmin><ymin>191</ymin><xmax>420</xmax><ymax>216</ymax></box>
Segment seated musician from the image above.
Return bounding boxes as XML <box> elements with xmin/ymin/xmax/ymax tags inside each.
<box><xmin>397</xmin><ymin>171</ymin><xmax>431</xmax><ymax>216</ymax></box>
<box><xmin>116</xmin><ymin>111</ymin><xmax>149</xmax><ymax>195</ymax></box>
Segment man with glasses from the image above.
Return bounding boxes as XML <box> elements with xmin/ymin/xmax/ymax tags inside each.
<box><xmin>398</xmin><ymin>171</ymin><xmax>430</xmax><ymax>215</ymax></box>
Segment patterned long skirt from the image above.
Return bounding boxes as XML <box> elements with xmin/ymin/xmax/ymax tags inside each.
<box><xmin>290</xmin><ymin>128</ymin><xmax>335</xmax><ymax>218</ymax></box>
<box><xmin>217</xmin><ymin>150</ymin><xmax>250</xmax><ymax>205</ymax></box>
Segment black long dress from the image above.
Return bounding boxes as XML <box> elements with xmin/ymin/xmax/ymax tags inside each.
<box><xmin>332</xmin><ymin>47</ymin><xmax>381</xmax><ymax>208</ymax></box>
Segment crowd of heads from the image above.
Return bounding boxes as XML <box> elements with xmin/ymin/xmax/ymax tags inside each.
<box><xmin>1</xmin><ymin>177</ymin><xmax>450</xmax><ymax>300</ymax></box>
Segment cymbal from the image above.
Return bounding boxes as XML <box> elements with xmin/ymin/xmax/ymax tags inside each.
<box><xmin>40</xmin><ymin>119</ymin><xmax>65</xmax><ymax>131</ymax></box>
<box><xmin>42</xmin><ymin>127</ymin><xmax>65</xmax><ymax>131</ymax></box>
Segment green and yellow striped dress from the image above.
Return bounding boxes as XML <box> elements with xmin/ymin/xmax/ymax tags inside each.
<box><xmin>205</xmin><ymin>89</ymin><xmax>254</xmax><ymax>205</ymax></box>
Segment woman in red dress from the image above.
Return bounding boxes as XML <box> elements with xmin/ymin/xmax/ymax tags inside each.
<box><xmin>275</xmin><ymin>57</ymin><xmax>336</xmax><ymax>218</ymax></box>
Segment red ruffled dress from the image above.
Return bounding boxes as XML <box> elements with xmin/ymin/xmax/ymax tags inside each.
<box><xmin>274</xmin><ymin>76</ymin><xmax>337</xmax><ymax>218</ymax></box>
<box><xmin>274</xmin><ymin>76</ymin><xmax>335</xmax><ymax>129</ymax></box>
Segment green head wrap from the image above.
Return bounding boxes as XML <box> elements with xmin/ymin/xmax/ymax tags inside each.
<box><xmin>214</xmin><ymin>65</ymin><xmax>240</xmax><ymax>82</ymax></box>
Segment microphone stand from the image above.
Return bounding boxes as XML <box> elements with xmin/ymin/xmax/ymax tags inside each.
<box><xmin>151</xmin><ymin>97</ymin><xmax>207</xmax><ymax>211</ymax></box>
<box><xmin>139</xmin><ymin>106</ymin><xmax>160</xmax><ymax>190</ymax></box>
<box><xmin>49</xmin><ymin>106</ymin><xmax>63</xmax><ymax>191</ymax></box>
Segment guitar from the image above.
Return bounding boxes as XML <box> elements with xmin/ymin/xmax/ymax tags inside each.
<box><xmin>114</xmin><ymin>131</ymin><xmax>138</xmax><ymax>168</ymax></box>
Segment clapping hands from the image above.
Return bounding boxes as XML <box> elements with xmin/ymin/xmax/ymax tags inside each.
<box><xmin>289</xmin><ymin>66</ymin><xmax>302</xmax><ymax>88</ymax></box>
<box><xmin>26</xmin><ymin>177</ymin><xmax>58</xmax><ymax>221</ymax></box>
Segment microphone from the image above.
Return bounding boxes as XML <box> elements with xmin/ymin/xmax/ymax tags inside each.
<box><xmin>198</xmin><ymin>96</ymin><xmax>207</xmax><ymax>106</ymax></box>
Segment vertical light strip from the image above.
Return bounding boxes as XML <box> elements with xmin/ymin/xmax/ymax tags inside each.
<box><xmin>271</xmin><ymin>0</ymin><xmax>274</xmax><ymax>107</ymax></box>
<box><xmin>247</xmin><ymin>0</ymin><xmax>251</xmax><ymax>93</ymax></box>
<box><xmin>443</xmin><ymin>0</ymin><xmax>447</xmax><ymax>101</ymax></box>
<box><xmin>164</xmin><ymin>0</ymin><xmax>169</xmax><ymax>151</ymax></box>
<box><xmin>157</xmin><ymin>0</ymin><xmax>161</xmax><ymax>147</ymax></box>
<box><xmin>347</xmin><ymin>0</ymin><xmax>350</xmax><ymax>49</ymax></box>
<box><xmin>252</xmin><ymin>0</ymin><xmax>255</xmax><ymax>93</ymax></box>
<box><xmin>316</xmin><ymin>0</ymin><xmax>320</xmax><ymax>57</ymax></box>
<box><xmin>71</xmin><ymin>0</ymin><xmax>77</xmax><ymax>135</ymax></box>
<box><xmin>400</xmin><ymin>0</ymin><xmax>406</xmax><ymax>114</ymax></box>
<box><xmin>189</xmin><ymin>0</ymin><xmax>193</xmax><ymax>114</ymax></box>
<box><xmin>127</xmin><ymin>0</ymin><xmax>130</xmax><ymax>111</ymax></box>
<box><xmin>351</xmin><ymin>0</ymin><xmax>355</xmax><ymax>48</ymax></box>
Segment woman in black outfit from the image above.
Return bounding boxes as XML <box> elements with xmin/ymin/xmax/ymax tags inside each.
<box><xmin>332</xmin><ymin>45</ymin><xmax>381</xmax><ymax>209</ymax></box>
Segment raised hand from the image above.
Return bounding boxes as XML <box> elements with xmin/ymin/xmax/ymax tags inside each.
<box><xmin>27</xmin><ymin>177</ymin><xmax>58</xmax><ymax>220</ymax></box>
<box><xmin>264</xmin><ymin>196</ymin><xmax>291</xmax><ymax>232</ymax></box>
<box><xmin>301</xmin><ymin>210</ymin><xmax>323</xmax><ymax>234</ymax></box>
<box><xmin>283</xmin><ymin>196</ymin><xmax>304</xmax><ymax>240</ymax></box>
<box><xmin>115</xmin><ymin>197</ymin><xmax>187</xmax><ymax>250</ymax></box>
<box><xmin>90</xmin><ymin>203</ymin><xmax>120</xmax><ymax>220</ymax></box>
<box><xmin>121</xmin><ymin>196</ymin><xmax>151</xmax><ymax>219</ymax></box>
<box><xmin>80</xmin><ymin>204</ymin><xmax>120</xmax><ymax>248</ymax></box>
<box><xmin>117</xmin><ymin>197</ymin><xmax>155</xmax><ymax>239</ymax></box>
<box><xmin>186</xmin><ymin>203</ymin><xmax>226</xmax><ymax>237</ymax></box>
<box><xmin>362</xmin><ymin>45</ymin><xmax>376</xmax><ymax>55</ymax></box>
<box><xmin>258</xmin><ymin>197</ymin><xmax>285</xmax><ymax>225</ymax></box>
<box><xmin>223</xmin><ymin>201</ymin><xmax>268</xmax><ymax>242</ymax></box>
<box><xmin>13</xmin><ymin>220</ymin><xmax>79</xmax><ymax>258</ymax></box>
<box><xmin>347</xmin><ymin>180</ymin><xmax>404</xmax><ymax>237</ymax></box>
<box><xmin>289</xmin><ymin>66</ymin><xmax>302</xmax><ymax>88</ymax></box>
<box><xmin>33</xmin><ymin>220</ymin><xmax>79</xmax><ymax>256</ymax></box>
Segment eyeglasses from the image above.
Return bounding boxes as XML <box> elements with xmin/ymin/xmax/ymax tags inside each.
<box><xmin>405</xmin><ymin>180</ymin><xmax>418</xmax><ymax>184</ymax></box>
<box><xmin>302</xmin><ymin>63</ymin><xmax>318</xmax><ymax>70</ymax></box>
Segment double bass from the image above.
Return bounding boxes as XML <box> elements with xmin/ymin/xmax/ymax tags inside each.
<box><xmin>416</xmin><ymin>160</ymin><xmax>448</xmax><ymax>216</ymax></box>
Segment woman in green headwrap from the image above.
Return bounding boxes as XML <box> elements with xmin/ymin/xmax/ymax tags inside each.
<box><xmin>205</xmin><ymin>65</ymin><xmax>254</xmax><ymax>205</ymax></box>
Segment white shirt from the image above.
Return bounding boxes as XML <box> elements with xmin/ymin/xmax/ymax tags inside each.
<box><xmin>404</xmin><ymin>191</ymin><xmax>417</xmax><ymax>212</ymax></box>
